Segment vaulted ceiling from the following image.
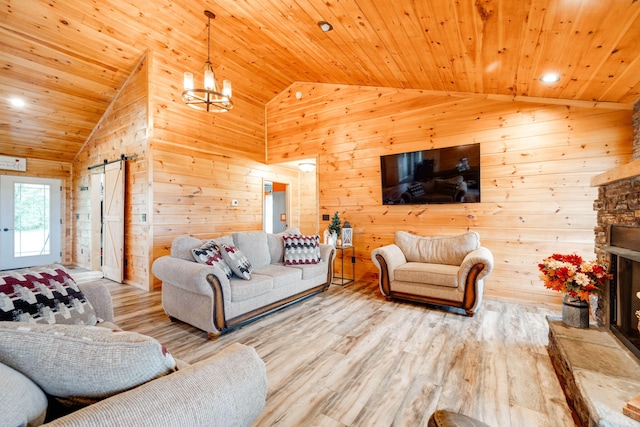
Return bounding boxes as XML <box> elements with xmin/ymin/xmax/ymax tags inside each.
<box><xmin>2</xmin><ymin>0</ymin><xmax>640</xmax><ymax>164</ymax></box>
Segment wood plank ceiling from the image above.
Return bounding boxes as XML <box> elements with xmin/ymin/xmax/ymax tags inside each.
<box><xmin>2</xmin><ymin>0</ymin><xmax>640</xmax><ymax>164</ymax></box>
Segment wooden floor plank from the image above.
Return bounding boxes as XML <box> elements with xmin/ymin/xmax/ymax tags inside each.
<box><xmin>99</xmin><ymin>278</ymin><xmax>576</xmax><ymax>426</ymax></box>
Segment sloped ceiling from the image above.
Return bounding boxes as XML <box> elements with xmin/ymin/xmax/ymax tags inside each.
<box><xmin>2</xmin><ymin>0</ymin><xmax>640</xmax><ymax>163</ymax></box>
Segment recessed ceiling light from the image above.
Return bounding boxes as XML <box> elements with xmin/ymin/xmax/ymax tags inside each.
<box><xmin>318</xmin><ymin>21</ymin><xmax>333</xmax><ymax>32</ymax></box>
<box><xmin>539</xmin><ymin>73</ymin><xmax>561</xmax><ymax>83</ymax></box>
<box><xmin>10</xmin><ymin>98</ymin><xmax>25</xmax><ymax>108</ymax></box>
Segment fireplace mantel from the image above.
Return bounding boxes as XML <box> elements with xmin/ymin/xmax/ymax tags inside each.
<box><xmin>591</xmin><ymin>158</ymin><xmax>640</xmax><ymax>187</ymax></box>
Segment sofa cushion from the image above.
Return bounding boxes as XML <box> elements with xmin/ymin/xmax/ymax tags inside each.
<box><xmin>0</xmin><ymin>264</ymin><xmax>97</xmax><ymax>325</ymax></box>
<box><xmin>0</xmin><ymin>362</ymin><xmax>47</xmax><ymax>427</ymax></box>
<box><xmin>283</xmin><ymin>234</ymin><xmax>322</xmax><ymax>265</ymax></box>
<box><xmin>288</xmin><ymin>261</ymin><xmax>327</xmax><ymax>280</ymax></box>
<box><xmin>192</xmin><ymin>240</ymin><xmax>233</xmax><ymax>279</ymax></box>
<box><xmin>395</xmin><ymin>231</ymin><xmax>480</xmax><ymax>266</ymax></box>
<box><xmin>170</xmin><ymin>235</ymin><xmax>202</xmax><ymax>261</ymax></box>
<box><xmin>395</xmin><ymin>263</ymin><xmax>460</xmax><ymax>288</ymax></box>
<box><xmin>233</xmin><ymin>231</ymin><xmax>271</xmax><ymax>269</ymax></box>
<box><xmin>229</xmin><ymin>275</ymin><xmax>273</xmax><ymax>301</ymax></box>
<box><xmin>0</xmin><ymin>322</ymin><xmax>176</xmax><ymax>410</ymax></box>
<box><xmin>253</xmin><ymin>264</ymin><xmax>303</xmax><ymax>289</ymax></box>
<box><xmin>220</xmin><ymin>244</ymin><xmax>253</xmax><ymax>280</ymax></box>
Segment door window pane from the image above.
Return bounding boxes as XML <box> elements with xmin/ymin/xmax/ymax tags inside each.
<box><xmin>14</xmin><ymin>182</ymin><xmax>51</xmax><ymax>257</ymax></box>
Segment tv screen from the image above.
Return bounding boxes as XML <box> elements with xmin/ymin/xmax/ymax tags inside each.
<box><xmin>380</xmin><ymin>143</ymin><xmax>480</xmax><ymax>205</ymax></box>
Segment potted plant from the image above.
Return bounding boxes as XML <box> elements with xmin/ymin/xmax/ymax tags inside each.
<box><xmin>328</xmin><ymin>212</ymin><xmax>341</xmax><ymax>246</ymax></box>
<box><xmin>538</xmin><ymin>254</ymin><xmax>612</xmax><ymax>328</ymax></box>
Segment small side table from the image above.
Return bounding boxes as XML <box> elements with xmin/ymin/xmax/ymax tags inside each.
<box><xmin>332</xmin><ymin>245</ymin><xmax>355</xmax><ymax>286</ymax></box>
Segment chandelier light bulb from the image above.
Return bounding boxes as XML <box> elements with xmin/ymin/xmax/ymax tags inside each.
<box><xmin>204</xmin><ymin>68</ymin><xmax>214</xmax><ymax>90</ymax></box>
<box><xmin>183</xmin><ymin>72</ymin><xmax>194</xmax><ymax>91</ymax></box>
<box><xmin>222</xmin><ymin>80</ymin><xmax>232</xmax><ymax>98</ymax></box>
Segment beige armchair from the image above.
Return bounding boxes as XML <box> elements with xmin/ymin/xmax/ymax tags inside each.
<box><xmin>371</xmin><ymin>231</ymin><xmax>493</xmax><ymax>316</ymax></box>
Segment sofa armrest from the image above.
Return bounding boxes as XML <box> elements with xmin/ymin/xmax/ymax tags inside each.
<box><xmin>371</xmin><ymin>244</ymin><xmax>407</xmax><ymax>295</ymax></box>
<box><xmin>43</xmin><ymin>343</ymin><xmax>267</xmax><ymax>427</ymax></box>
<box><xmin>319</xmin><ymin>243</ymin><xmax>335</xmax><ymax>264</ymax></box>
<box><xmin>78</xmin><ymin>282</ymin><xmax>114</xmax><ymax>323</ymax></box>
<box><xmin>152</xmin><ymin>256</ymin><xmax>231</xmax><ymax>302</ymax></box>
<box><xmin>319</xmin><ymin>244</ymin><xmax>336</xmax><ymax>285</ymax></box>
<box><xmin>458</xmin><ymin>246</ymin><xmax>494</xmax><ymax>285</ymax></box>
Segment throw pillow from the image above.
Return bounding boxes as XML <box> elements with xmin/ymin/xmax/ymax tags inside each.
<box><xmin>408</xmin><ymin>182</ymin><xmax>426</xmax><ymax>198</ymax></box>
<box><xmin>192</xmin><ymin>240</ymin><xmax>233</xmax><ymax>279</ymax></box>
<box><xmin>0</xmin><ymin>322</ymin><xmax>177</xmax><ymax>410</ymax></box>
<box><xmin>283</xmin><ymin>234</ymin><xmax>322</xmax><ymax>265</ymax></box>
<box><xmin>219</xmin><ymin>244</ymin><xmax>253</xmax><ymax>280</ymax></box>
<box><xmin>0</xmin><ymin>264</ymin><xmax>97</xmax><ymax>325</ymax></box>
<box><xmin>0</xmin><ymin>362</ymin><xmax>47</xmax><ymax>427</ymax></box>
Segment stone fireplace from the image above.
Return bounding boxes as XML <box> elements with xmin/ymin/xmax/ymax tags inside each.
<box><xmin>592</xmin><ymin>99</ymin><xmax>640</xmax><ymax>332</ymax></box>
<box><xmin>546</xmin><ymin>99</ymin><xmax>640</xmax><ymax>427</ymax></box>
<box><xmin>604</xmin><ymin>225</ymin><xmax>640</xmax><ymax>359</ymax></box>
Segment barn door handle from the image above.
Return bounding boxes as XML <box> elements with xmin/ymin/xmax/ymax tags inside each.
<box><xmin>2</xmin><ymin>228</ymin><xmax>11</xmax><ymax>232</ymax></box>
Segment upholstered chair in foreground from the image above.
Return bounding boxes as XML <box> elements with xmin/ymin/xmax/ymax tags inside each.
<box><xmin>371</xmin><ymin>231</ymin><xmax>493</xmax><ymax>316</ymax></box>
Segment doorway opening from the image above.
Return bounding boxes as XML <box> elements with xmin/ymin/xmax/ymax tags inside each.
<box><xmin>264</xmin><ymin>181</ymin><xmax>288</xmax><ymax>233</ymax></box>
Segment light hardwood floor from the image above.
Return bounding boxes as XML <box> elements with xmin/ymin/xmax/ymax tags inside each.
<box><xmin>104</xmin><ymin>279</ymin><xmax>577</xmax><ymax>427</ymax></box>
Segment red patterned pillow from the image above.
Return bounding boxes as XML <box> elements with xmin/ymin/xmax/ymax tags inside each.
<box><xmin>283</xmin><ymin>235</ymin><xmax>322</xmax><ymax>265</ymax></box>
<box><xmin>0</xmin><ymin>265</ymin><xmax>97</xmax><ymax>325</ymax></box>
<box><xmin>191</xmin><ymin>240</ymin><xmax>233</xmax><ymax>279</ymax></box>
<box><xmin>219</xmin><ymin>244</ymin><xmax>253</xmax><ymax>280</ymax></box>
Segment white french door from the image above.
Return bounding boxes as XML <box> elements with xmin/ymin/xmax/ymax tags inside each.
<box><xmin>0</xmin><ymin>176</ymin><xmax>61</xmax><ymax>270</ymax></box>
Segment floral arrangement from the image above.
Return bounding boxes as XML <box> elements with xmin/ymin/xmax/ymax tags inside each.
<box><xmin>538</xmin><ymin>254</ymin><xmax>612</xmax><ymax>301</ymax></box>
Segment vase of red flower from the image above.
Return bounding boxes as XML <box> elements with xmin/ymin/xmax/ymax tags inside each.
<box><xmin>538</xmin><ymin>253</ymin><xmax>612</xmax><ymax>328</ymax></box>
<box><xmin>561</xmin><ymin>294</ymin><xmax>589</xmax><ymax>328</ymax></box>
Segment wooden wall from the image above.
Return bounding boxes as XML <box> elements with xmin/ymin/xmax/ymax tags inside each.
<box><xmin>0</xmin><ymin>159</ymin><xmax>72</xmax><ymax>263</ymax></box>
<box><xmin>149</xmin><ymin>53</ymin><xmax>311</xmax><ymax>287</ymax></box>
<box><xmin>267</xmin><ymin>83</ymin><xmax>634</xmax><ymax>305</ymax></box>
<box><xmin>72</xmin><ymin>52</ymin><xmax>151</xmax><ymax>288</ymax></box>
<box><xmin>150</xmin><ymin>146</ymin><xmax>306</xmax><ymax>286</ymax></box>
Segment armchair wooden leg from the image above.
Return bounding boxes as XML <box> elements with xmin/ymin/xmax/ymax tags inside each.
<box><xmin>208</xmin><ymin>331</ymin><xmax>221</xmax><ymax>341</ymax></box>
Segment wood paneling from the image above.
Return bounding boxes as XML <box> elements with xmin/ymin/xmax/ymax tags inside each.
<box><xmin>266</xmin><ymin>82</ymin><xmax>633</xmax><ymax>305</ymax></box>
<box><xmin>2</xmin><ymin>0</ymin><xmax>640</xmax><ymax>168</ymax></box>
<box><xmin>72</xmin><ymin>52</ymin><xmax>151</xmax><ymax>289</ymax></box>
<box><xmin>150</xmin><ymin>143</ymin><xmax>311</xmax><ymax>288</ymax></box>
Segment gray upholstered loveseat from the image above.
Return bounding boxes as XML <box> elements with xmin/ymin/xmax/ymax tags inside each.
<box><xmin>152</xmin><ymin>230</ymin><xmax>336</xmax><ymax>339</ymax></box>
<box><xmin>0</xmin><ymin>266</ymin><xmax>267</xmax><ymax>427</ymax></box>
<box><xmin>371</xmin><ymin>231</ymin><xmax>493</xmax><ymax>316</ymax></box>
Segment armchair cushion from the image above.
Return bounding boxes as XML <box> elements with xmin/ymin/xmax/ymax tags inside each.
<box><xmin>395</xmin><ymin>231</ymin><xmax>480</xmax><ymax>265</ymax></box>
<box><xmin>395</xmin><ymin>263</ymin><xmax>460</xmax><ymax>288</ymax></box>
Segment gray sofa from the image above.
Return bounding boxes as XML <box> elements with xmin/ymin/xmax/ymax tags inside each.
<box><xmin>371</xmin><ymin>231</ymin><xmax>493</xmax><ymax>316</ymax></box>
<box><xmin>152</xmin><ymin>230</ymin><xmax>336</xmax><ymax>339</ymax></box>
<box><xmin>0</xmin><ymin>276</ymin><xmax>267</xmax><ymax>427</ymax></box>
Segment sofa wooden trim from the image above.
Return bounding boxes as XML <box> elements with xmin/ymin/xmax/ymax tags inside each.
<box><xmin>375</xmin><ymin>253</ymin><xmax>486</xmax><ymax>316</ymax></box>
<box><xmin>204</xmin><ymin>249</ymin><xmax>334</xmax><ymax>339</ymax></box>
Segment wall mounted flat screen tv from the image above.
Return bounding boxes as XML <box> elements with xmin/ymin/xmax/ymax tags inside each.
<box><xmin>380</xmin><ymin>143</ymin><xmax>480</xmax><ymax>205</ymax></box>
